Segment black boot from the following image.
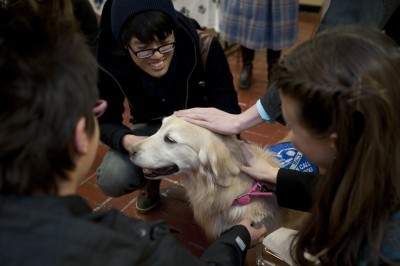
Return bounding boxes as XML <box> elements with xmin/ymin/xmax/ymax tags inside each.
<box><xmin>136</xmin><ymin>179</ymin><xmax>161</xmax><ymax>214</ymax></box>
<box><xmin>239</xmin><ymin>63</ymin><xmax>253</xmax><ymax>90</ymax></box>
<box><xmin>239</xmin><ymin>46</ymin><xmax>255</xmax><ymax>90</ymax></box>
<box><xmin>267</xmin><ymin>61</ymin><xmax>276</xmax><ymax>86</ymax></box>
<box><xmin>267</xmin><ymin>49</ymin><xmax>281</xmax><ymax>87</ymax></box>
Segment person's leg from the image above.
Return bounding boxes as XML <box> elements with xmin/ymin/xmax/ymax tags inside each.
<box><xmin>238</xmin><ymin>45</ymin><xmax>255</xmax><ymax>90</ymax></box>
<box><xmin>96</xmin><ymin>149</ymin><xmax>146</xmax><ymax>197</ymax></box>
<box><xmin>267</xmin><ymin>48</ymin><xmax>281</xmax><ymax>86</ymax></box>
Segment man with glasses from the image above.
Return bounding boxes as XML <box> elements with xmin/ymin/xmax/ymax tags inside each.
<box><xmin>96</xmin><ymin>0</ymin><xmax>242</xmax><ymax>214</ymax></box>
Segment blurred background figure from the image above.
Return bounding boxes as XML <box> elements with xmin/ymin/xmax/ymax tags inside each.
<box><xmin>219</xmin><ymin>0</ymin><xmax>298</xmax><ymax>90</ymax></box>
<box><xmin>34</xmin><ymin>0</ymin><xmax>99</xmax><ymax>54</ymax></box>
<box><xmin>3</xmin><ymin>0</ymin><xmax>99</xmax><ymax>54</ymax></box>
<box><xmin>316</xmin><ymin>0</ymin><xmax>400</xmax><ymax>45</ymax></box>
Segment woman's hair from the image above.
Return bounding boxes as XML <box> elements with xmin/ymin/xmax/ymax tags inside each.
<box><xmin>121</xmin><ymin>10</ymin><xmax>176</xmax><ymax>46</ymax></box>
<box><xmin>0</xmin><ymin>3</ymin><xmax>98</xmax><ymax>195</ymax></box>
<box><xmin>275</xmin><ymin>25</ymin><xmax>400</xmax><ymax>265</ymax></box>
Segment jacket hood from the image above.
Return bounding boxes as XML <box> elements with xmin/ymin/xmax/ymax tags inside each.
<box><xmin>111</xmin><ymin>0</ymin><xmax>178</xmax><ymax>45</ymax></box>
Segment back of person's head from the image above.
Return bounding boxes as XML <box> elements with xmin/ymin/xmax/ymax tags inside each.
<box><xmin>1</xmin><ymin>0</ymin><xmax>74</xmax><ymax>16</ymax></box>
<box><xmin>0</xmin><ymin>3</ymin><xmax>98</xmax><ymax>195</ymax></box>
<box><xmin>110</xmin><ymin>0</ymin><xmax>177</xmax><ymax>46</ymax></box>
<box><xmin>32</xmin><ymin>0</ymin><xmax>74</xmax><ymax>17</ymax></box>
<box><xmin>275</xmin><ymin>25</ymin><xmax>400</xmax><ymax>265</ymax></box>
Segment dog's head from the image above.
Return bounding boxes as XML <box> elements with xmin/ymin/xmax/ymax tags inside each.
<box><xmin>129</xmin><ymin>115</ymin><xmax>242</xmax><ymax>186</ymax></box>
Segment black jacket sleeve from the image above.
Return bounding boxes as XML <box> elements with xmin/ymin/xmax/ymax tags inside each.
<box><xmin>259</xmin><ymin>82</ymin><xmax>282</xmax><ymax>123</ymax></box>
<box><xmin>97</xmin><ymin>67</ymin><xmax>132</xmax><ymax>153</ymax></box>
<box><xmin>201</xmin><ymin>225</ymin><xmax>250</xmax><ymax>265</ymax></box>
<box><xmin>275</xmin><ymin>168</ymin><xmax>318</xmax><ymax>212</ymax></box>
<box><xmin>96</xmin><ymin>0</ymin><xmax>133</xmax><ymax>153</ymax></box>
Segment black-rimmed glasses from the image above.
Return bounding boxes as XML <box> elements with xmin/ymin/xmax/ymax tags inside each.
<box><xmin>128</xmin><ymin>42</ymin><xmax>176</xmax><ymax>59</ymax></box>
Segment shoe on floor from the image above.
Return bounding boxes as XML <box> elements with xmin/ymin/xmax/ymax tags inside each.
<box><xmin>136</xmin><ymin>179</ymin><xmax>161</xmax><ymax>214</ymax></box>
<box><xmin>238</xmin><ymin>64</ymin><xmax>252</xmax><ymax>90</ymax></box>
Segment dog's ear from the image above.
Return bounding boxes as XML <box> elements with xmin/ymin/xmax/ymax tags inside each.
<box><xmin>198</xmin><ymin>135</ymin><xmax>240</xmax><ymax>187</ymax></box>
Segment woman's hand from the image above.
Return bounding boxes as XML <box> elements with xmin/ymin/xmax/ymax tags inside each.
<box><xmin>239</xmin><ymin>142</ymin><xmax>279</xmax><ymax>185</ymax></box>
<box><xmin>174</xmin><ymin>107</ymin><xmax>241</xmax><ymax>135</ymax></box>
<box><xmin>175</xmin><ymin>105</ymin><xmax>265</xmax><ymax>135</ymax></box>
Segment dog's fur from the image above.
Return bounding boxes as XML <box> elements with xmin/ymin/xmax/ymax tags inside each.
<box><xmin>130</xmin><ymin>115</ymin><xmax>282</xmax><ymax>240</ymax></box>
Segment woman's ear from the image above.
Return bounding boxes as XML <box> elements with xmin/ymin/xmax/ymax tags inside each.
<box><xmin>74</xmin><ymin>117</ymin><xmax>88</xmax><ymax>155</ymax></box>
<box><xmin>329</xmin><ymin>132</ymin><xmax>338</xmax><ymax>154</ymax></box>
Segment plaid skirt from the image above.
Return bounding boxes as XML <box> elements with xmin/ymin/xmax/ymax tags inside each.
<box><xmin>219</xmin><ymin>0</ymin><xmax>298</xmax><ymax>50</ymax></box>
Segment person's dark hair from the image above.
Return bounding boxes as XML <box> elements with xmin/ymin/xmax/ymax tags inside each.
<box><xmin>275</xmin><ymin>25</ymin><xmax>400</xmax><ymax>265</ymax></box>
<box><xmin>121</xmin><ymin>10</ymin><xmax>176</xmax><ymax>46</ymax></box>
<box><xmin>0</xmin><ymin>3</ymin><xmax>98</xmax><ymax>195</ymax></box>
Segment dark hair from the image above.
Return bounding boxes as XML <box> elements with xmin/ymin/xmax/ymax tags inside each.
<box><xmin>121</xmin><ymin>10</ymin><xmax>176</xmax><ymax>46</ymax></box>
<box><xmin>275</xmin><ymin>25</ymin><xmax>400</xmax><ymax>265</ymax></box>
<box><xmin>0</xmin><ymin>4</ymin><xmax>98</xmax><ymax>195</ymax></box>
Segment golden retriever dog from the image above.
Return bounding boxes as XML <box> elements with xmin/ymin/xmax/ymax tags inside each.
<box><xmin>130</xmin><ymin>115</ymin><xmax>282</xmax><ymax>240</ymax></box>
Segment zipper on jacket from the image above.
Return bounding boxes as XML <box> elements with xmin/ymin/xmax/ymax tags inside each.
<box><xmin>97</xmin><ymin>63</ymin><xmax>138</xmax><ymax>114</ymax></box>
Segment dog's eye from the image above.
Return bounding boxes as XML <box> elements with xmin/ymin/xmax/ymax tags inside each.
<box><xmin>164</xmin><ymin>135</ymin><xmax>176</xmax><ymax>143</ymax></box>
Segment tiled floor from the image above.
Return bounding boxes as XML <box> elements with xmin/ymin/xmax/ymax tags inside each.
<box><xmin>78</xmin><ymin>10</ymin><xmax>321</xmax><ymax>265</ymax></box>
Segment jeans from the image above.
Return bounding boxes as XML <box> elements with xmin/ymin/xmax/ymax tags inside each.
<box><xmin>96</xmin><ymin>122</ymin><xmax>161</xmax><ymax>197</ymax></box>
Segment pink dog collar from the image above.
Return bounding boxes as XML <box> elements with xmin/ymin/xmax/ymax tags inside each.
<box><xmin>231</xmin><ymin>181</ymin><xmax>274</xmax><ymax>207</ymax></box>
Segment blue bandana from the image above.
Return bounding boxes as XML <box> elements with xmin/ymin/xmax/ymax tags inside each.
<box><xmin>266</xmin><ymin>142</ymin><xmax>318</xmax><ymax>173</ymax></box>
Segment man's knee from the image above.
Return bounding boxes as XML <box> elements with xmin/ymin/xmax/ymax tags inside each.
<box><xmin>96</xmin><ymin>150</ymin><xmax>146</xmax><ymax>197</ymax></box>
